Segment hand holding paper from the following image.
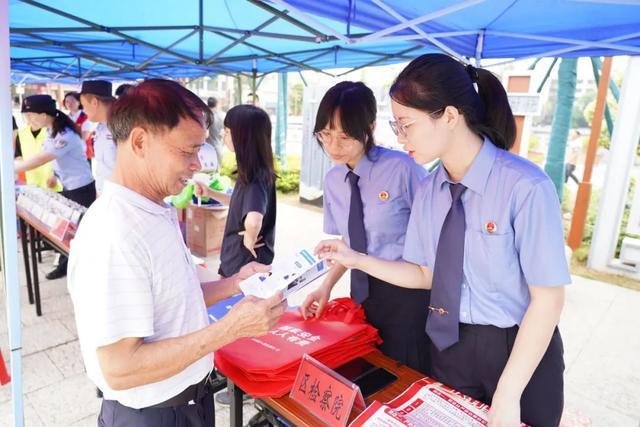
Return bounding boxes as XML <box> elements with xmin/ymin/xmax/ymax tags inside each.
<box><xmin>239</xmin><ymin>249</ymin><xmax>331</xmax><ymax>302</ymax></box>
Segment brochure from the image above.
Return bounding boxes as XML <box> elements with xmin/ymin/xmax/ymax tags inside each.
<box><xmin>239</xmin><ymin>249</ymin><xmax>331</xmax><ymax>301</ymax></box>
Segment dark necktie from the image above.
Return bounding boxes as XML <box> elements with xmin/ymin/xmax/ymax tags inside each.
<box><xmin>347</xmin><ymin>171</ymin><xmax>369</xmax><ymax>303</ymax></box>
<box><xmin>426</xmin><ymin>183</ymin><xmax>467</xmax><ymax>351</ymax></box>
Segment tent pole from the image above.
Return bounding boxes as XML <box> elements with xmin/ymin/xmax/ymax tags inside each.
<box><xmin>568</xmin><ymin>57</ymin><xmax>612</xmax><ymax>250</ymax></box>
<box><xmin>544</xmin><ymin>58</ymin><xmax>577</xmax><ymax>199</ymax></box>
<box><xmin>198</xmin><ymin>0</ymin><xmax>203</xmax><ymax>63</ymax></box>
<box><xmin>1</xmin><ymin>0</ymin><xmax>25</xmax><ymax>424</ymax></box>
<box><xmin>536</xmin><ymin>58</ymin><xmax>558</xmax><ymax>93</ymax></box>
<box><xmin>588</xmin><ymin>57</ymin><xmax>640</xmax><ymax>270</ymax></box>
<box><xmin>590</xmin><ymin>57</ymin><xmax>614</xmax><ymax>137</ymax></box>
<box><xmin>275</xmin><ymin>72</ymin><xmax>288</xmax><ymax>168</ymax></box>
<box><xmin>251</xmin><ymin>64</ymin><xmax>258</xmax><ymax>106</ymax></box>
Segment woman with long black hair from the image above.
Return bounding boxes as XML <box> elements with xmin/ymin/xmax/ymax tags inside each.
<box><xmin>301</xmin><ymin>81</ymin><xmax>431</xmax><ymax>373</ymax></box>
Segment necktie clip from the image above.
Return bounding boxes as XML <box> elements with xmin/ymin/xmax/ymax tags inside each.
<box><xmin>428</xmin><ymin>305</ymin><xmax>448</xmax><ymax>316</ymax></box>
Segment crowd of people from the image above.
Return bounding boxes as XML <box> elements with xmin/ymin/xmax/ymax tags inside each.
<box><xmin>10</xmin><ymin>53</ymin><xmax>570</xmax><ymax>427</ymax></box>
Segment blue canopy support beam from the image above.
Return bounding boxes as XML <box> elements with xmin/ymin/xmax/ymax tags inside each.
<box><xmin>13</xmin><ymin>57</ymin><xmax>93</xmax><ymax>78</ymax></box>
<box><xmin>267</xmin><ymin>47</ymin><xmax>336</xmax><ymax>75</ymax></box>
<box><xmin>486</xmin><ymin>30</ymin><xmax>640</xmax><ymax>55</ymax></box>
<box><xmin>337</xmin><ymin>44</ymin><xmax>423</xmax><ymax>77</ymax></box>
<box><xmin>204</xmin><ymin>16</ymin><xmax>280</xmax><ymax>65</ymax></box>
<box><xmin>244</xmin><ymin>0</ymin><xmax>329</xmax><ymax>40</ymax></box>
<box><xmin>536</xmin><ymin>58</ymin><xmax>559</xmax><ymax>93</ymax></box>
<box><xmin>209</xmin><ymin>28</ymin><xmax>335</xmax><ymax>76</ymax></box>
<box><xmin>135</xmin><ymin>29</ymin><xmax>198</xmax><ymax>70</ymax></box>
<box><xmin>10</xmin><ymin>25</ymin><xmax>198</xmax><ymax>33</ymax></box>
<box><xmin>490</xmin><ymin>31</ymin><xmax>640</xmax><ymax>66</ymax></box>
<box><xmin>352</xmin><ymin>0</ymin><xmax>485</xmax><ymax>45</ymax></box>
<box><xmin>203</xmin><ymin>24</ymin><xmax>328</xmax><ymax>43</ymax></box>
<box><xmin>16</xmin><ymin>32</ymin><xmax>127</xmax><ymax>69</ymax></box>
<box><xmin>54</xmin><ymin>57</ymin><xmax>78</xmax><ymax>79</ymax></box>
<box><xmin>339</xmin><ymin>46</ymin><xmax>415</xmax><ymax>60</ymax></box>
<box><xmin>18</xmin><ymin>0</ymin><xmax>201</xmax><ymax>65</ymax></box>
<box><xmin>266</xmin><ymin>0</ymin><xmax>351</xmax><ymax>43</ymax></box>
<box><xmin>370</xmin><ymin>0</ymin><xmax>467</xmax><ymax>62</ymax></box>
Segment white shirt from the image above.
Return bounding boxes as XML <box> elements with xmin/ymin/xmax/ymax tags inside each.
<box><xmin>92</xmin><ymin>122</ymin><xmax>116</xmax><ymax>193</ymax></box>
<box><xmin>68</xmin><ymin>110</ymin><xmax>93</xmax><ymax>135</ymax></box>
<box><xmin>67</xmin><ymin>181</ymin><xmax>212</xmax><ymax>409</ymax></box>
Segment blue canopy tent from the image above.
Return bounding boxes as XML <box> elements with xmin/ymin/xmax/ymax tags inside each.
<box><xmin>7</xmin><ymin>0</ymin><xmax>640</xmax><ymax>84</ymax></box>
<box><xmin>3</xmin><ymin>1</ymin><xmax>640</xmax><ymax>425</ymax></box>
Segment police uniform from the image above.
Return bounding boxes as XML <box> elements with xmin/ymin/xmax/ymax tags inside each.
<box><xmin>323</xmin><ymin>145</ymin><xmax>431</xmax><ymax>374</ymax></box>
<box><xmin>92</xmin><ymin>122</ymin><xmax>116</xmax><ymax>193</ymax></box>
<box><xmin>80</xmin><ymin>80</ymin><xmax>116</xmax><ymax>194</ymax></box>
<box><xmin>403</xmin><ymin>138</ymin><xmax>570</xmax><ymax>426</ymax></box>
<box><xmin>43</xmin><ymin>128</ymin><xmax>96</xmax><ymax>207</ymax></box>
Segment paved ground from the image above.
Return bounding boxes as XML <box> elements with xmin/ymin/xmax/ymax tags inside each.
<box><xmin>1</xmin><ymin>201</ymin><xmax>639</xmax><ymax>426</ymax></box>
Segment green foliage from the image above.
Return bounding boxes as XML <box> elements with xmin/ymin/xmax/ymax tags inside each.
<box><xmin>219</xmin><ymin>152</ymin><xmax>237</xmax><ymax>180</ymax></box>
<box><xmin>583</xmin><ymin>94</ymin><xmax>617</xmax><ymax>150</ymax></box>
<box><xmin>219</xmin><ymin>152</ymin><xmax>301</xmax><ymax>194</ymax></box>
<box><xmin>528</xmin><ymin>133</ymin><xmax>541</xmax><ymax>152</ymax></box>
<box><xmin>289</xmin><ymin>83</ymin><xmax>304</xmax><ymax>116</ymax></box>
<box><xmin>573</xmin><ymin>188</ymin><xmax>600</xmax><ymax>263</ymax></box>
<box><xmin>276</xmin><ymin>169</ymin><xmax>300</xmax><ymax>193</ymax></box>
<box><xmin>573</xmin><ymin>178</ymin><xmax>638</xmax><ymax>263</ymax></box>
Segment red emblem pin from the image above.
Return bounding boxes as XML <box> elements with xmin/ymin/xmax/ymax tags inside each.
<box><xmin>378</xmin><ymin>191</ymin><xmax>389</xmax><ymax>201</ymax></box>
<box><xmin>485</xmin><ymin>221</ymin><xmax>497</xmax><ymax>234</ymax></box>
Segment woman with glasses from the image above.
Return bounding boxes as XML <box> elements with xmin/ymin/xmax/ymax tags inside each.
<box><xmin>315</xmin><ymin>54</ymin><xmax>569</xmax><ymax>427</ymax></box>
<box><xmin>301</xmin><ymin>81</ymin><xmax>431</xmax><ymax>374</ymax></box>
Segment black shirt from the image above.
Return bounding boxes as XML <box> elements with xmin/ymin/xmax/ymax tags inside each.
<box><xmin>218</xmin><ymin>177</ymin><xmax>276</xmax><ymax>278</ymax></box>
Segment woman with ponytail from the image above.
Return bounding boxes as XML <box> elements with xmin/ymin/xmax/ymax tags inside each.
<box><xmin>15</xmin><ymin>94</ymin><xmax>96</xmax><ymax>279</ymax></box>
<box><xmin>302</xmin><ymin>81</ymin><xmax>430</xmax><ymax>374</ymax></box>
<box><xmin>315</xmin><ymin>54</ymin><xmax>568</xmax><ymax>427</ymax></box>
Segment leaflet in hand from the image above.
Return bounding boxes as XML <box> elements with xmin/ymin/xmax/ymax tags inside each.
<box><xmin>239</xmin><ymin>249</ymin><xmax>331</xmax><ymax>301</ymax></box>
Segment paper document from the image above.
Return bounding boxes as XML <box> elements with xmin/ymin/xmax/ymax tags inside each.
<box><xmin>239</xmin><ymin>249</ymin><xmax>331</xmax><ymax>301</ymax></box>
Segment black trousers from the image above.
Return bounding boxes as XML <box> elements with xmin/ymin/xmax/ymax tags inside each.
<box><xmin>431</xmin><ymin>324</ymin><xmax>564</xmax><ymax>427</ymax></box>
<box><xmin>98</xmin><ymin>382</ymin><xmax>215</xmax><ymax>427</ymax></box>
<box><xmin>361</xmin><ymin>276</ymin><xmax>431</xmax><ymax>375</ymax></box>
<box><xmin>62</xmin><ymin>180</ymin><xmax>97</xmax><ymax>209</ymax></box>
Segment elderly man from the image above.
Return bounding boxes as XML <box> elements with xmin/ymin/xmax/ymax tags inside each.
<box><xmin>68</xmin><ymin>79</ymin><xmax>285</xmax><ymax>426</ymax></box>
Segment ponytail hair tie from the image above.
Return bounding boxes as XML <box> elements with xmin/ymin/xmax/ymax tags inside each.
<box><xmin>465</xmin><ymin>64</ymin><xmax>479</xmax><ymax>83</ymax></box>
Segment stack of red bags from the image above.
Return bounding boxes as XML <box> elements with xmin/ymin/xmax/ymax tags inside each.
<box><xmin>214</xmin><ymin>298</ymin><xmax>381</xmax><ymax>398</ymax></box>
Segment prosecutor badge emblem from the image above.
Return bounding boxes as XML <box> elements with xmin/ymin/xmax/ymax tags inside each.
<box><xmin>378</xmin><ymin>191</ymin><xmax>389</xmax><ymax>201</ymax></box>
<box><xmin>485</xmin><ymin>221</ymin><xmax>497</xmax><ymax>234</ymax></box>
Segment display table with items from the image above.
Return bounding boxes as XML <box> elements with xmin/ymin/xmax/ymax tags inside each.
<box><xmin>209</xmin><ymin>295</ymin><xmax>516</xmax><ymax>427</ymax></box>
<box><xmin>15</xmin><ymin>185</ymin><xmax>87</xmax><ymax>316</ymax></box>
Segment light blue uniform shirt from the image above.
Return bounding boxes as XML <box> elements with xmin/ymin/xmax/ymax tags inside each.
<box><xmin>324</xmin><ymin>145</ymin><xmax>428</xmax><ymax>261</ymax></box>
<box><xmin>43</xmin><ymin>128</ymin><xmax>94</xmax><ymax>191</ymax></box>
<box><xmin>403</xmin><ymin>138</ymin><xmax>571</xmax><ymax>327</ymax></box>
